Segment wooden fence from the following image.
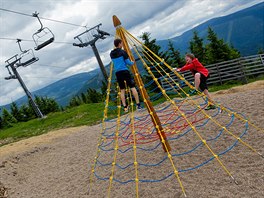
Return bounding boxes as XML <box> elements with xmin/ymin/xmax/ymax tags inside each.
<box><xmin>160</xmin><ymin>54</ymin><xmax>264</xmax><ymax>91</ymax></box>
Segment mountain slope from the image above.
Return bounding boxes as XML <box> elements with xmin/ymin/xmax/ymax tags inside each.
<box><xmin>1</xmin><ymin>71</ymin><xmax>99</xmax><ymax>110</ymax></box>
<box><xmin>157</xmin><ymin>2</ymin><xmax>264</xmax><ymax>56</ymax></box>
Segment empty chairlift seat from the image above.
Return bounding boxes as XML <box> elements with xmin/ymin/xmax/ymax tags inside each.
<box><xmin>16</xmin><ymin>39</ymin><xmax>39</xmax><ymax>67</ymax></box>
<box><xmin>17</xmin><ymin>49</ymin><xmax>39</xmax><ymax>67</ymax></box>
<box><xmin>32</xmin><ymin>12</ymin><xmax>55</xmax><ymax>51</ymax></box>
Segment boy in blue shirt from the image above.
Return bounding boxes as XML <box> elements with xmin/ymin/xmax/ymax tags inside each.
<box><xmin>110</xmin><ymin>38</ymin><xmax>142</xmax><ymax>112</ymax></box>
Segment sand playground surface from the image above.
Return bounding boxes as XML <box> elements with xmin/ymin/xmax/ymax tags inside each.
<box><xmin>0</xmin><ymin>81</ymin><xmax>263</xmax><ymax>198</ymax></box>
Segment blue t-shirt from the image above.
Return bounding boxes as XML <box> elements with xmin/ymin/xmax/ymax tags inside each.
<box><xmin>110</xmin><ymin>48</ymin><xmax>134</xmax><ymax>73</ymax></box>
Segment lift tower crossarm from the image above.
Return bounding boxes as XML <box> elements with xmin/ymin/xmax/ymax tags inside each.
<box><xmin>73</xmin><ymin>23</ymin><xmax>110</xmax><ymax>82</ymax></box>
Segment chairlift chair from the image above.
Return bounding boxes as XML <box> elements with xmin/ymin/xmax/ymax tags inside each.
<box><xmin>16</xmin><ymin>39</ymin><xmax>39</xmax><ymax>67</ymax></box>
<box><xmin>4</xmin><ymin>55</ymin><xmax>20</xmax><ymax>80</ymax></box>
<box><xmin>5</xmin><ymin>54</ymin><xmax>20</xmax><ymax>66</ymax></box>
<box><xmin>32</xmin><ymin>12</ymin><xmax>55</xmax><ymax>51</ymax></box>
<box><xmin>17</xmin><ymin>49</ymin><xmax>39</xmax><ymax>67</ymax></box>
<box><xmin>97</xmin><ymin>29</ymin><xmax>110</xmax><ymax>36</ymax></box>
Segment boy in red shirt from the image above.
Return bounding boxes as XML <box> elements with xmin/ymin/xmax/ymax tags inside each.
<box><xmin>176</xmin><ymin>53</ymin><xmax>216</xmax><ymax>110</ymax></box>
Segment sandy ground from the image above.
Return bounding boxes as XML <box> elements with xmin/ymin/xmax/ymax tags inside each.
<box><xmin>0</xmin><ymin>81</ymin><xmax>264</xmax><ymax>198</ymax></box>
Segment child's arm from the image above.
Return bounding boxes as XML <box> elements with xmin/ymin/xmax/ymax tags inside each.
<box><xmin>122</xmin><ymin>50</ymin><xmax>134</xmax><ymax>66</ymax></box>
<box><xmin>178</xmin><ymin>63</ymin><xmax>194</xmax><ymax>72</ymax></box>
<box><xmin>125</xmin><ymin>58</ymin><xmax>134</xmax><ymax>66</ymax></box>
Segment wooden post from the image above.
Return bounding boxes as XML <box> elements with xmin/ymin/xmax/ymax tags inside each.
<box><xmin>215</xmin><ymin>64</ymin><xmax>223</xmax><ymax>85</ymax></box>
<box><xmin>237</xmin><ymin>58</ymin><xmax>248</xmax><ymax>84</ymax></box>
<box><xmin>112</xmin><ymin>15</ymin><xmax>171</xmax><ymax>152</ymax></box>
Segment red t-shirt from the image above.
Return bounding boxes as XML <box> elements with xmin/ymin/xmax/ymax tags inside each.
<box><xmin>179</xmin><ymin>58</ymin><xmax>209</xmax><ymax>77</ymax></box>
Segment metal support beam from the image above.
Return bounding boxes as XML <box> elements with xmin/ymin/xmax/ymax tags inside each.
<box><xmin>4</xmin><ymin>56</ymin><xmax>44</xmax><ymax>119</ymax></box>
<box><xmin>90</xmin><ymin>43</ymin><xmax>108</xmax><ymax>82</ymax></box>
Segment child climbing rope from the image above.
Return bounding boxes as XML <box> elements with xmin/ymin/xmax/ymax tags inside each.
<box><xmin>175</xmin><ymin>53</ymin><xmax>216</xmax><ymax>110</ymax></box>
<box><xmin>110</xmin><ymin>38</ymin><xmax>142</xmax><ymax>112</ymax></box>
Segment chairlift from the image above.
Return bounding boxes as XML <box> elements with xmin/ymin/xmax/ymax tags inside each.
<box><xmin>32</xmin><ymin>12</ymin><xmax>55</xmax><ymax>51</ymax></box>
<box><xmin>93</xmin><ymin>29</ymin><xmax>110</xmax><ymax>40</ymax></box>
<box><xmin>97</xmin><ymin>29</ymin><xmax>110</xmax><ymax>36</ymax></box>
<box><xmin>4</xmin><ymin>55</ymin><xmax>20</xmax><ymax>80</ymax></box>
<box><xmin>5</xmin><ymin>54</ymin><xmax>20</xmax><ymax>66</ymax></box>
<box><xmin>16</xmin><ymin>39</ymin><xmax>39</xmax><ymax>67</ymax></box>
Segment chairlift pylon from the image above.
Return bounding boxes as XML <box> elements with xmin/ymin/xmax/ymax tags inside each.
<box><xmin>32</xmin><ymin>12</ymin><xmax>55</xmax><ymax>51</ymax></box>
<box><xmin>16</xmin><ymin>39</ymin><xmax>39</xmax><ymax>67</ymax></box>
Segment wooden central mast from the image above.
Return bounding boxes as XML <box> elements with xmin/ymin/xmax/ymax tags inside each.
<box><xmin>112</xmin><ymin>15</ymin><xmax>171</xmax><ymax>152</ymax></box>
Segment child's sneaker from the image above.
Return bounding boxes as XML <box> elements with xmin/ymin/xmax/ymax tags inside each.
<box><xmin>137</xmin><ymin>103</ymin><xmax>143</xmax><ymax>110</ymax></box>
<box><xmin>188</xmin><ymin>89</ymin><xmax>197</xmax><ymax>95</ymax></box>
<box><xmin>205</xmin><ymin>104</ymin><xmax>216</xmax><ymax>110</ymax></box>
<box><xmin>124</xmin><ymin>106</ymin><xmax>129</xmax><ymax>112</ymax></box>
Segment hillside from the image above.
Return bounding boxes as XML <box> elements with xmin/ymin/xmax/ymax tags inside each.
<box><xmin>0</xmin><ymin>71</ymin><xmax>99</xmax><ymax>110</ymax></box>
<box><xmin>157</xmin><ymin>2</ymin><xmax>264</xmax><ymax>56</ymax></box>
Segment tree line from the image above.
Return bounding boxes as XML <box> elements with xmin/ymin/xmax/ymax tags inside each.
<box><xmin>0</xmin><ymin>96</ymin><xmax>60</xmax><ymax>129</ymax></box>
<box><xmin>140</xmin><ymin>27</ymin><xmax>241</xmax><ymax>80</ymax></box>
<box><xmin>0</xmin><ymin>82</ymin><xmax>108</xmax><ymax>129</ymax></box>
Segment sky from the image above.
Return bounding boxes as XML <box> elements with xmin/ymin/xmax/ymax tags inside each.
<box><xmin>0</xmin><ymin>0</ymin><xmax>262</xmax><ymax>106</ymax></box>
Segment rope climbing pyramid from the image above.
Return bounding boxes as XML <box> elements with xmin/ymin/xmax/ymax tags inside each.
<box><xmin>88</xmin><ymin>15</ymin><xmax>264</xmax><ymax>197</ymax></box>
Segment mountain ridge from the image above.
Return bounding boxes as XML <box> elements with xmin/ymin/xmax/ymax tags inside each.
<box><xmin>157</xmin><ymin>2</ymin><xmax>263</xmax><ymax>55</ymax></box>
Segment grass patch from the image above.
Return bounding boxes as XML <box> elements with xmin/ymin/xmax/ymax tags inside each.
<box><xmin>0</xmin><ymin>103</ymin><xmax>116</xmax><ymax>145</ymax></box>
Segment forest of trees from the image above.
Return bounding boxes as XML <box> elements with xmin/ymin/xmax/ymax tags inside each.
<box><xmin>141</xmin><ymin>27</ymin><xmax>240</xmax><ymax>69</ymax></box>
<box><xmin>0</xmin><ymin>96</ymin><xmax>60</xmax><ymax>129</ymax></box>
<box><xmin>0</xmin><ymin>27</ymin><xmax>243</xmax><ymax>129</ymax></box>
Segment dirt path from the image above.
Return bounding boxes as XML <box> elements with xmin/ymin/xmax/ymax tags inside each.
<box><xmin>0</xmin><ymin>81</ymin><xmax>263</xmax><ymax>198</ymax></box>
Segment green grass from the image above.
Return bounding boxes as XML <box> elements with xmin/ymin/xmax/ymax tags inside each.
<box><xmin>0</xmin><ymin>103</ymin><xmax>116</xmax><ymax>145</ymax></box>
<box><xmin>1</xmin><ymin>76</ymin><xmax>263</xmax><ymax>146</ymax></box>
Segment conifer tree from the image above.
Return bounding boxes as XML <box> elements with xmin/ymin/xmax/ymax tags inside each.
<box><xmin>167</xmin><ymin>40</ymin><xmax>184</xmax><ymax>68</ymax></box>
<box><xmin>1</xmin><ymin>108</ymin><xmax>17</xmax><ymax>128</ymax></box>
<box><xmin>0</xmin><ymin>115</ymin><xmax>2</xmax><ymax>129</ymax></box>
<box><xmin>87</xmin><ymin>88</ymin><xmax>102</xmax><ymax>103</ymax></box>
<box><xmin>19</xmin><ymin>104</ymin><xmax>35</xmax><ymax>121</ymax></box>
<box><xmin>34</xmin><ymin>96</ymin><xmax>59</xmax><ymax>115</ymax></box>
<box><xmin>205</xmin><ymin>27</ymin><xmax>240</xmax><ymax>64</ymax></box>
<box><xmin>101</xmin><ymin>80</ymin><xmax>107</xmax><ymax>98</ymax></box>
<box><xmin>257</xmin><ymin>48</ymin><xmax>264</xmax><ymax>54</ymax></box>
<box><xmin>69</xmin><ymin>97</ymin><xmax>79</xmax><ymax>107</ymax></box>
<box><xmin>189</xmin><ymin>31</ymin><xmax>206</xmax><ymax>64</ymax></box>
<box><xmin>140</xmin><ymin>32</ymin><xmax>171</xmax><ymax>93</ymax></box>
<box><xmin>46</xmin><ymin>98</ymin><xmax>60</xmax><ymax>113</ymax></box>
<box><xmin>140</xmin><ymin>32</ymin><xmax>170</xmax><ymax>77</ymax></box>
<box><xmin>10</xmin><ymin>102</ymin><xmax>23</xmax><ymax>122</ymax></box>
<box><xmin>81</xmin><ymin>93</ymin><xmax>88</xmax><ymax>104</ymax></box>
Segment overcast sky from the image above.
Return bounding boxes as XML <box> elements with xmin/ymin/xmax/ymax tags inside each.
<box><xmin>0</xmin><ymin>0</ymin><xmax>262</xmax><ymax>106</ymax></box>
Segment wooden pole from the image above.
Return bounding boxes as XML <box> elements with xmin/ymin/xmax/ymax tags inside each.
<box><xmin>112</xmin><ymin>15</ymin><xmax>171</xmax><ymax>152</ymax></box>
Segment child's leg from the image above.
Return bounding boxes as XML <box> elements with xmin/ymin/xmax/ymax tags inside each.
<box><xmin>203</xmin><ymin>89</ymin><xmax>214</xmax><ymax>104</ymax></box>
<box><xmin>194</xmin><ymin>73</ymin><xmax>201</xmax><ymax>90</ymax></box>
<box><xmin>131</xmin><ymin>87</ymin><xmax>140</xmax><ymax>104</ymax></box>
<box><xmin>120</xmin><ymin>89</ymin><xmax>126</xmax><ymax>107</ymax></box>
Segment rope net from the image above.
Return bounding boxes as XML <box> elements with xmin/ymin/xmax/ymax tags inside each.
<box><xmin>88</xmin><ymin>20</ymin><xmax>263</xmax><ymax>198</ymax></box>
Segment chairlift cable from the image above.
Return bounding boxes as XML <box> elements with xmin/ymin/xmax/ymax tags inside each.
<box><xmin>34</xmin><ymin>64</ymin><xmax>70</xmax><ymax>68</ymax></box>
<box><xmin>0</xmin><ymin>7</ymin><xmax>87</xmax><ymax>28</ymax></box>
<box><xmin>0</xmin><ymin>37</ymin><xmax>73</xmax><ymax>45</ymax></box>
<box><xmin>39</xmin><ymin>16</ymin><xmax>86</xmax><ymax>28</ymax></box>
<box><xmin>0</xmin><ymin>8</ymin><xmax>32</xmax><ymax>17</ymax></box>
